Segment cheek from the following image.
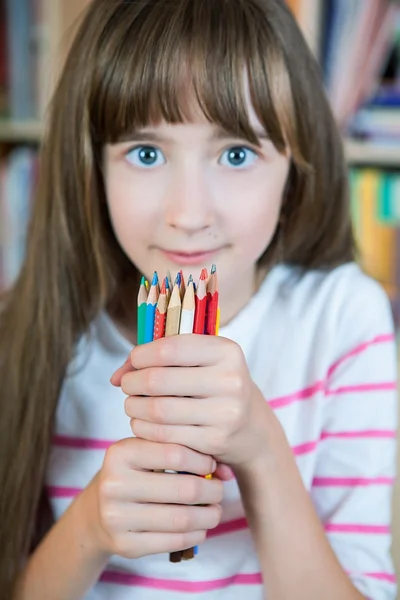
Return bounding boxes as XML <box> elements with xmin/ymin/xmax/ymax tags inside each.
<box><xmin>234</xmin><ymin>197</ymin><xmax>281</xmax><ymax>263</ymax></box>
<box><xmin>105</xmin><ymin>167</ymin><xmax>155</xmax><ymax>257</ymax></box>
<box><xmin>224</xmin><ymin>160</ymin><xmax>289</xmax><ymax>259</ymax></box>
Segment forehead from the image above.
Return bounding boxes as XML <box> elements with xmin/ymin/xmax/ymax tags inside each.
<box><xmin>114</xmin><ymin>75</ymin><xmax>267</xmax><ymax>143</ymax></box>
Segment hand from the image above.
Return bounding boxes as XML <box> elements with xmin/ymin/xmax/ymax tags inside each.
<box><xmin>111</xmin><ymin>335</ymin><xmax>271</xmax><ymax>471</ymax></box>
<box><xmin>90</xmin><ymin>437</ymin><xmax>223</xmax><ymax>559</ymax></box>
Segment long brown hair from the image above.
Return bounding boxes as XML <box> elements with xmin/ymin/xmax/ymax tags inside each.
<box><xmin>0</xmin><ymin>0</ymin><xmax>354</xmax><ymax>594</ymax></box>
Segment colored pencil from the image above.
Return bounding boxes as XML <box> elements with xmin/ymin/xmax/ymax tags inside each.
<box><xmin>144</xmin><ymin>272</ymin><xmax>159</xmax><ymax>343</ymax></box>
<box><xmin>166</xmin><ymin>270</ymin><xmax>172</xmax><ymax>288</ymax></box>
<box><xmin>137</xmin><ymin>266</ymin><xmax>219</xmax><ymax>564</ymax></box>
<box><xmin>205</xmin><ymin>265</ymin><xmax>219</xmax><ymax>336</ymax></box>
<box><xmin>165</xmin><ymin>276</ymin><xmax>171</xmax><ymax>304</ymax></box>
<box><xmin>153</xmin><ymin>279</ymin><xmax>168</xmax><ymax>340</ymax></box>
<box><xmin>179</xmin><ymin>270</ymin><xmax>186</xmax><ymax>301</ymax></box>
<box><xmin>137</xmin><ymin>276</ymin><xmax>148</xmax><ymax>345</ymax></box>
<box><xmin>193</xmin><ymin>268</ymin><xmax>208</xmax><ymax>334</ymax></box>
<box><xmin>165</xmin><ymin>276</ymin><xmax>182</xmax><ymax>337</ymax></box>
<box><xmin>165</xmin><ymin>276</ymin><xmax>184</xmax><ymax>562</ymax></box>
<box><xmin>179</xmin><ymin>276</ymin><xmax>195</xmax><ymax>334</ymax></box>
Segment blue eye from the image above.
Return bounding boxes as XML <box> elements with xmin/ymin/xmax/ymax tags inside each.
<box><xmin>220</xmin><ymin>146</ymin><xmax>258</xmax><ymax>168</ymax></box>
<box><xmin>126</xmin><ymin>146</ymin><xmax>166</xmax><ymax>168</ymax></box>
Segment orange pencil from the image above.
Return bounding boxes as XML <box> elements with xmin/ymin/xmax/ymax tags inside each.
<box><xmin>193</xmin><ymin>268</ymin><xmax>208</xmax><ymax>334</ymax></box>
<box><xmin>153</xmin><ymin>279</ymin><xmax>167</xmax><ymax>340</ymax></box>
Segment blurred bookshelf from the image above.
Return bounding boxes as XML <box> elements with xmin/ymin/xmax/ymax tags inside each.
<box><xmin>1</xmin><ymin>0</ymin><xmax>400</xmax><ymax>304</ymax></box>
<box><xmin>0</xmin><ymin>119</ymin><xmax>41</xmax><ymax>142</ymax></box>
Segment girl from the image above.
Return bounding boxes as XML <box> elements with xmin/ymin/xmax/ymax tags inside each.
<box><xmin>0</xmin><ymin>0</ymin><xmax>397</xmax><ymax>598</ymax></box>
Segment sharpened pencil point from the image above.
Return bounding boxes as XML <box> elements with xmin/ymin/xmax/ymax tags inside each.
<box><xmin>188</xmin><ymin>274</ymin><xmax>193</xmax><ymax>284</ymax></box>
<box><xmin>211</xmin><ymin>264</ymin><xmax>216</xmax><ymax>275</ymax></box>
<box><xmin>141</xmin><ymin>276</ymin><xmax>146</xmax><ymax>286</ymax></box>
<box><xmin>152</xmin><ymin>272</ymin><xmax>159</xmax><ymax>286</ymax></box>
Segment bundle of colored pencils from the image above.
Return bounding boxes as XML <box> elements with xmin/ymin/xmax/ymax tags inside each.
<box><xmin>137</xmin><ymin>266</ymin><xmax>220</xmax><ymax>563</ymax></box>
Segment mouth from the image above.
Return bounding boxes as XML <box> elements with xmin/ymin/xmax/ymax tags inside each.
<box><xmin>158</xmin><ymin>248</ymin><xmax>223</xmax><ymax>266</ymax></box>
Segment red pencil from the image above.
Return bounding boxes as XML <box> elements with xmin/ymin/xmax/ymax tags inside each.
<box><xmin>153</xmin><ymin>279</ymin><xmax>167</xmax><ymax>340</ymax></box>
<box><xmin>193</xmin><ymin>268</ymin><xmax>208</xmax><ymax>334</ymax></box>
<box><xmin>205</xmin><ymin>264</ymin><xmax>219</xmax><ymax>336</ymax></box>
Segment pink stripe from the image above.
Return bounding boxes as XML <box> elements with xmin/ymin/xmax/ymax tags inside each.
<box><xmin>327</xmin><ymin>334</ymin><xmax>395</xmax><ymax>379</ymax></box>
<box><xmin>364</xmin><ymin>572</ymin><xmax>397</xmax><ymax>584</ymax></box>
<box><xmin>208</xmin><ymin>517</ymin><xmax>248</xmax><ymax>538</ymax></box>
<box><xmin>47</xmin><ymin>486</ymin><xmax>82</xmax><ymax>498</ymax></box>
<box><xmin>100</xmin><ymin>570</ymin><xmax>262</xmax><ymax>591</ymax></box>
<box><xmin>292</xmin><ymin>440</ymin><xmax>319</xmax><ymax>455</ymax></box>
<box><xmin>326</xmin><ymin>382</ymin><xmax>397</xmax><ymax>396</ymax></box>
<box><xmin>313</xmin><ymin>477</ymin><xmax>394</xmax><ymax>487</ymax></box>
<box><xmin>269</xmin><ymin>381</ymin><xmax>325</xmax><ymax>409</ymax></box>
<box><xmin>325</xmin><ymin>523</ymin><xmax>390</xmax><ymax>534</ymax></box>
<box><xmin>53</xmin><ymin>435</ymin><xmax>113</xmax><ymax>450</ymax></box>
<box><xmin>321</xmin><ymin>430</ymin><xmax>397</xmax><ymax>440</ymax></box>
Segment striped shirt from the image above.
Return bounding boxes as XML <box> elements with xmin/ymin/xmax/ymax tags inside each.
<box><xmin>48</xmin><ymin>262</ymin><xmax>398</xmax><ymax>599</ymax></box>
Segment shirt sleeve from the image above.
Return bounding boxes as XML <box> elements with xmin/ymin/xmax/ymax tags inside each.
<box><xmin>311</xmin><ymin>273</ymin><xmax>398</xmax><ymax>600</ymax></box>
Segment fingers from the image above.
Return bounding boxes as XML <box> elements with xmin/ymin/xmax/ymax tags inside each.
<box><xmin>130</xmin><ymin>335</ymin><xmax>227</xmax><ymax>369</ymax></box>
<box><xmin>104</xmin><ymin>470</ymin><xmax>224</xmax><ymax>505</ymax></box>
<box><xmin>108</xmin><ymin>438</ymin><xmax>216</xmax><ymax>476</ymax></box>
<box><xmin>117</xmin><ymin>530</ymin><xmax>208</xmax><ymax>559</ymax></box>
<box><xmin>130</xmin><ymin>420</ymin><xmax>211</xmax><ymax>454</ymax></box>
<box><xmin>120</xmin><ymin>366</ymin><xmax>230</xmax><ymax>398</ymax></box>
<box><xmin>124</xmin><ymin>396</ymin><xmax>217</xmax><ymax>426</ymax></box>
<box><xmin>106</xmin><ymin>502</ymin><xmax>222</xmax><ymax>534</ymax></box>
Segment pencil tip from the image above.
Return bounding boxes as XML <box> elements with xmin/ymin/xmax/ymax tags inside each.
<box><xmin>141</xmin><ymin>276</ymin><xmax>146</xmax><ymax>286</ymax></box>
<box><xmin>211</xmin><ymin>264</ymin><xmax>217</xmax><ymax>274</ymax></box>
<box><xmin>175</xmin><ymin>272</ymin><xmax>181</xmax><ymax>286</ymax></box>
<box><xmin>188</xmin><ymin>274</ymin><xmax>193</xmax><ymax>284</ymax></box>
<box><xmin>200</xmin><ymin>268</ymin><xmax>208</xmax><ymax>280</ymax></box>
<box><xmin>160</xmin><ymin>279</ymin><xmax>167</xmax><ymax>294</ymax></box>
<box><xmin>152</xmin><ymin>271</ymin><xmax>159</xmax><ymax>286</ymax></box>
<box><xmin>165</xmin><ymin>277</ymin><xmax>170</xmax><ymax>289</ymax></box>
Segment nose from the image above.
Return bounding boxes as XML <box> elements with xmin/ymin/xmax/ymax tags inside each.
<box><xmin>164</xmin><ymin>166</ymin><xmax>214</xmax><ymax>234</ymax></box>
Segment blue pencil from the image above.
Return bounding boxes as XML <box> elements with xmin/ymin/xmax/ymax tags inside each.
<box><xmin>144</xmin><ymin>272</ymin><xmax>159</xmax><ymax>343</ymax></box>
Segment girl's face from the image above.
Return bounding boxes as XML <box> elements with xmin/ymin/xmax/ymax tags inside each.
<box><xmin>104</xmin><ymin>98</ymin><xmax>290</xmax><ymax>325</ymax></box>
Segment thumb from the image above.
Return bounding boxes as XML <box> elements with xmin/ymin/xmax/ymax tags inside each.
<box><xmin>213</xmin><ymin>463</ymin><xmax>235</xmax><ymax>481</ymax></box>
<box><xmin>110</xmin><ymin>355</ymin><xmax>135</xmax><ymax>387</ymax></box>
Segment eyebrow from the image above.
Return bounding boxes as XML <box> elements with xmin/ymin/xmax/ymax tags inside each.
<box><xmin>114</xmin><ymin>126</ymin><xmax>269</xmax><ymax>144</ymax></box>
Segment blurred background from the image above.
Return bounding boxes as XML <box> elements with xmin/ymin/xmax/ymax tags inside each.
<box><xmin>0</xmin><ymin>0</ymin><xmax>399</xmax><ymax>589</ymax></box>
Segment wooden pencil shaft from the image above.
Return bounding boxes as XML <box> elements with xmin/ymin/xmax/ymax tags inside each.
<box><xmin>166</xmin><ymin>305</ymin><xmax>181</xmax><ymax>336</ymax></box>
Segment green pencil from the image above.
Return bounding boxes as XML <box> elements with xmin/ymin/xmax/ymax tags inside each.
<box><xmin>137</xmin><ymin>276</ymin><xmax>148</xmax><ymax>345</ymax></box>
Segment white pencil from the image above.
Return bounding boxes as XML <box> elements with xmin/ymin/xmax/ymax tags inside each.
<box><xmin>179</xmin><ymin>276</ymin><xmax>195</xmax><ymax>334</ymax></box>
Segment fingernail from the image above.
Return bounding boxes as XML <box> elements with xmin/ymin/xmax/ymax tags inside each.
<box><xmin>212</xmin><ymin>460</ymin><xmax>217</xmax><ymax>472</ymax></box>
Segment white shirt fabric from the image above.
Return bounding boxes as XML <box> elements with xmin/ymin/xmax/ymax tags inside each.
<box><xmin>47</xmin><ymin>263</ymin><xmax>398</xmax><ymax>599</ymax></box>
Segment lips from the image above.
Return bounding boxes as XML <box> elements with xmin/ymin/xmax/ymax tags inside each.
<box><xmin>159</xmin><ymin>248</ymin><xmax>222</xmax><ymax>266</ymax></box>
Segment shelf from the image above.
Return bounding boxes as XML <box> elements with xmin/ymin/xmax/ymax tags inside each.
<box><xmin>0</xmin><ymin>120</ymin><xmax>42</xmax><ymax>142</ymax></box>
<box><xmin>345</xmin><ymin>138</ymin><xmax>400</xmax><ymax>167</ymax></box>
